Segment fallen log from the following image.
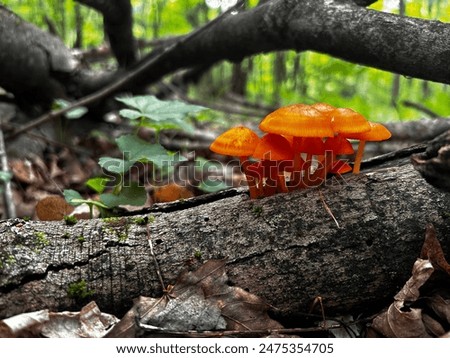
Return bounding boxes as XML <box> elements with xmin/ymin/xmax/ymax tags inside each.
<box><xmin>0</xmin><ymin>144</ymin><xmax>449</xmax><ymax>322</ymax></box>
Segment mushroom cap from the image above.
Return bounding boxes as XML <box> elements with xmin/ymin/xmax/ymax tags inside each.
<box><xmin>330</xmin><ymin>108</ymin><xmax>371</xmax><ymax>134</ymax></box>
<box><xmin>311</xmin><ymin>102</ymin><xmax>336</xmax><ymax>117</ymax></box>
<box><xmin>253</xmin><ymin>133</ymin><xmax>294</xmax><ymax>161</ymax></box>
<box><xmin>346</xmin><ymin>122</ymin><xmax>392</xmax><ymax>141</ymax></box>
<box><xmin>296</xmin><ymin>137</ymin><xmax>326</xmax><ymax>155</ymax></box>
<box><xmin>330</xmin><ymin>160</ymin><xmax>352</xmax><ymax>174</ymax></box>
<box><xmin>259</xmin><ymin>104</ymin><xmax>334</xmax><ymax>138</ymax></box>
<box><xmin>324</xmin><ymin>135</ymin><xmax>355</xmax><ymax>155</ymax></box>
<box><xmin>209</xmin><ymin>126</ymin><xmax>259</xmax><ymax>157</ymax></box>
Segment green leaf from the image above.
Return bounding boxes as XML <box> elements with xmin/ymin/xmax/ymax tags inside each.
<box><xmin>116</xmin><ymin>95</ymin><xmax>206</xmax><ymax>132</ymax></box>
<box><xmin>98</xmin><ymin>157</ymin><xmax>134</xmax><ymax>174</ymax></box>
<box><xmin>0</xmin><ymin>171</ymin><xmax>12</xmax><ymax>183</ymax></box>
<box><xmin>54</xmin><ymin>99</ymin><xmax>88</xmax><ymax>119</ymax></box>
<box><xmin>118</xmin><ymin>109</ymin><xmax>145</xmax><ymax>121</ymax></box>
<box><xmin>198</xmin><ymin>179</ymin><xmax>230</xmax><ymax>193</ymax></box>
<box><xmin>100</xmin><ymin>182</ymin><xmax>147</xmax><ymax>207</ymax></box>
<box><xmin>64</xmin><ymin>189</ymin><xmax>84</xmax><ymax>206</ymax></box>
<box><xmin>86</xmin><ymin>177</ymin><xmax>110</xmax><ymax>194</ymax></box>
<box><xmin>64</xmin><ymin>189</ymin><xmax>110</xmax><ymax>209</ymax></box>
<box><xmin>116</xmin><ymin>134</ymin><xmax>186</xmax><ymax>169</ymax></box>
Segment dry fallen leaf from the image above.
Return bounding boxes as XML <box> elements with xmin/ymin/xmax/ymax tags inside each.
<box><xmin>0</xmin><ymin>309</ymin><xmax>49</xmax><ymax>338</ymax></box>
<box><xmin>35</xmin><ymin>195</ymin><xmax>74</xmax><ymax>221</ymax></box>
<box><xmin>42</xmin><ymin>301</ymin><xmax>119</xmax><ymax>338</ymax></box>
<box><xmin>426</xmin><ymin>295</ymin><xmax>450</xmax><ymax>324</ymax></box>
<box><xmin>108</xmin><ymin>259</ymin><xmax>283</xmax><ymax>337</ymax></box>
<box><xmin>393</xmin><ymin>259</ymin><xmax>435</xmax><ymax>303</ymax></box>
<box><xmin>372</xmin><ymin>224</ymin><xmax>450</xmax><ymax>338</ymax></box>
<box><xmin>420</xmin><ymin>223</ymin><xmax>450</xmax><ymax>275</ymax></box>
<box><xmin>0</xmin><ymin>301</ymin><xmax>118</xmax><ymax>338</ymax></box>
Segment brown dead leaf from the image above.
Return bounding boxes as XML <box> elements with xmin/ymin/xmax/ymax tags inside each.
<box><xmin>394</xmin><ymin>259</ymin><xmax>434</xmax><ymax>302</ymax></box>
<box><xmin>35</xmin><ymin>195</ymin><xmax>74</xmax><ymax>221</ymax></box>
<box><xmin>10</xmin><ymin>159</ymin><xmax>43</xmax><ymax>185</ymax></box>
<box><xmin>0</xmin><ymin>301</ymin><xmax>118</xmax><ymax>338</ymax></box>
<box><xmin>174</xmin><ymin>259</ymin><xmax>282</xmax><ymax>331</ymax></box>
<box><xmin>1</xmin><ymin>309</ymin><xmax>49</xmax><ymax>337</ymax></box>
<box><xmin>372</xmin><ymin>225</ymin><xmax>450</xmax><ymax>337</ymax></box>
<box><xmin>422</xmin><ymin>313</ymin><xmax>446</xmax><ymax>337</ymax></box>
<box><xmin>153</xmin><ymin>183</ymin><xmax>194</xmax><ymax>203</ymax></box>
<box><xmin>108</xmin><ymin>259</ymin><xmax>283</xmax><ymax>337</ymax></box>
<box><xmin>372</xmin><ymin>259</ymin><xmax>434</xmax><ymax>337</ymax></box>
<box><xmin>41</xmin><ymin>301</ymin><xmax>119</xmax><ymax>338</ymax></box>
<box><xmin>372</xmin><ymin>301</ymin><xmax>432</xmax><ymax>338</ymax></box>
<box><xmin>420</xmin><ymin>223</ymin><xmax>450</xmax><ymax>275</ymax></box>
<box><xmin>426</xmin><ymin>295</ymin><xmax>450</xmax><ymax>324</ymax></box>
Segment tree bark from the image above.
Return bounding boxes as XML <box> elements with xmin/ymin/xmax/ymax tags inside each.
<box><xmin>0</xmin><ymin>143</ymin><xmax>449</xmax><ymax>321</ymax></box>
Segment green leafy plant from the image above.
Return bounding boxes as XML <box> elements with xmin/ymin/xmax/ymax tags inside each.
<box><xmin>63</xmin><ymin>215</ymin><xmax>78</xmax><ymax>225</ymax></box>
<box><xmin>116</xmin><ymin>95</ymin><xmax>205</xmax><ymax>133</ymax></box>
<box><xmin>65</xmin><ymin>95</ymin><xmax>209</xmax><ymax>216</ymax></box>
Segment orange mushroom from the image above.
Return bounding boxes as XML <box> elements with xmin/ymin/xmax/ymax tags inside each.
<box><xmin>311</xmin><ymin>102</ymin><xmax>336</xmax><ymax>117</ymax></box>
<box><xmin>308</xmin><ymin>135</ymin><xmax>354</xmax><ymax>186</ymax></box>
<box><xmin>346</xmin><ymin>122</ymin><xmax>392</xmax><ymax>174</ymax></box>
<box><xmin>209</xmin><ymin>126</ymin><xmax>260</xmax><ymax>198</ymax></box>
<box><xmin>330</xmin><ymin>108</ymin><xmax>371</xmax><ymax>135</ymax></box>
<box><xmin>252</xmin><ymin>133</ymin><xmax>294</xmax><ymax>195</ymax></box>
<box><xmin>259</xmin><ymin>104</ymin><xmax>334</xmax><ymax>189</ymax></box>
<box><xmin>330</xmin><ymin>159</ymin><xmax>352</xmax><ymax>174</ymax></box>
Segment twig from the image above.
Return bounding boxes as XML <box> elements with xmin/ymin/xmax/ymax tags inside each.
<box><xmin>137</xmin><ymin>323</ymin><xmax>342</xmax><ymax>338</ymax></box>
<box><xmin>6</xmin><ymin>1</ymin><xmax>245</xmax><ymax>140</ymax></box>
<box><xmin>318</xmin><ymin>189</ymin><xmax>340</xmax><ymax>228</ymax></box>
<box><xmin>146</xmin><ymin>224</ymin><xmax>165</xmax><ymax>291</ymax></box>
<box><xmin>402</xmin><ymin>100</ymin><xmax>440</xmax><ymax>118</ymax></box>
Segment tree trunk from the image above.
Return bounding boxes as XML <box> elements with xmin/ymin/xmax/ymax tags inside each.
<box><xmin>0</xmin><ymin>143</ymin><xmax>449</xmax><ymax>320</ymax></box>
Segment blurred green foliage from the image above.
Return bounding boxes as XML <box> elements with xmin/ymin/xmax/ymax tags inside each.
<box><xmin>3</xmin><ymin>0</ymin><xmax>450</xmax><ymax>122</ymax></box>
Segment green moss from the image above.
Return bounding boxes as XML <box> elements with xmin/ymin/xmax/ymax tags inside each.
<box><xmin>118</xmin><ymin>232</ymin><xmax>128</xmax><ymax>242</ymax></box>
<box><xmin>148</xmin><ymin>215</ymin><xmax>155</xmax><ymax>223</ymax></box>
<box><xmin>35</xmin><ymin>232</ymin><xmax>50</xmax><ymax>247</ymax></box>
<box><xmin>62</xmin><ymin>232</ymin><xmax>70</xmax><ymax>239</ymax></box>
<box><xmin>67</xmin><ymin>279</ymin><xmax>95</xmax><ymax>300</ymax></box>
<box><xmin>194</xmin><ymin>250</ymin><xmax>202</xmax><ymax>260</ymax></box>
<box><xmin>252</xmin><ymin>205</ymin><xmax>263</xmax><ymax>216</ymax></box>
<box><xmin>77</xmin><ymin>236</ymin><xmax>85</xmax><ymax>243</ymax></box>
<box><xmin>64</xmin><ymin>215</ymin><xmax>78</xmax><ymax>225</ymax></box>
<box><xmin>132</xmin><ymin>216</ymin><xmax>147</xmax><ymax>225</ymax></box>
<box><xmin>0</xmin><ymin>255</ymin><xmax>15</xmax><ymax>270</ymax></box>
<box><xmin>102</xmin><ymin>217</ymin><xmax>122</xmax><ymax>224</ymax></box>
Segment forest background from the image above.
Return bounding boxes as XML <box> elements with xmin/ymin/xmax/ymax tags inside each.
<box><xmin>3</xmin><ymin>0</ymin><xmax>450</xmax><ymax>126</ymax></box>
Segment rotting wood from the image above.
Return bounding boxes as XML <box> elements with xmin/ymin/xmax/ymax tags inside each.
<box><xmin>0</xmin><ymin>143</ymin><xmax>449</xmax><ymax>321</ymax></box>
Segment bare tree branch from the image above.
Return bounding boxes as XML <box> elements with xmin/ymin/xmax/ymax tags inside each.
<box><xmin>76</xmin><ymin>0</ymin><xmax>136</xmax><ymax>67</ymax></box>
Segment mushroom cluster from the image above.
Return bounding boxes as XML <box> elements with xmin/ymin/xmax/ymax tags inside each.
<box><xmin>210</xmin><ymin>103</ymin><xmax>391</xmax><ymax>199</ymax></box>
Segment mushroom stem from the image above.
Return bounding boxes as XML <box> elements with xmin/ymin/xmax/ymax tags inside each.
<box><xmin>352</xmin><ymin>140</ymin><xmax>366</xmax><ymax>174</ymax></box>
<box><xmin>239</xmin><ymin>156</ymin><xmax>259</xmax><ymax>199</ymax></box>
<box><xmin>307</xmin><ymin>150</ymin><xmax>333</xmax><ymax>187</ymax></box>
<box><xmin>290</xmin><ymin>137</ymin><xmax>303</xmax><ymax>189</ymax></box>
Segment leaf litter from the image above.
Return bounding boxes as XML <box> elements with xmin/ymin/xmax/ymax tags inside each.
<box><xmin>371</xmin><ymin>224</ymin><xmax>450</xmax><ymax>338</ymax></box>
